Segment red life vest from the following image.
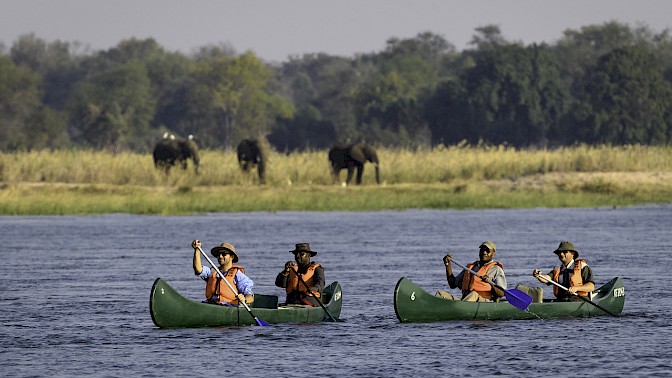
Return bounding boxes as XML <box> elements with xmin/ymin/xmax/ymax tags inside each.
<box><xmin>286</xmin><ymin>263</ymin><xmax>322</xmax><ymax>298</ymax></box>
<box><xmin>462</xmin><ymin>261</ymin><xmax>504</xmax><ymax>300</ymax></box>
<box><xmin>551</xmin><ymin>259</ymin><xmax>588</xmax><ymax>297</ymax></box>
<box><xmin>205</xmin><ymin>266</ymin><xmax>244</xmax><ymax>304</ymax></box>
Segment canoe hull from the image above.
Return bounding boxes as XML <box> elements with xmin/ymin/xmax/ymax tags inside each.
<box><xmin>394</xmin><ymin>277</ymin><xmax>624</xmax><ymax>322</ymax></box>
<box><xmin>150</xmin><ymin>278</ymin><xmax>343</xmax><ymax>328</ymax></box>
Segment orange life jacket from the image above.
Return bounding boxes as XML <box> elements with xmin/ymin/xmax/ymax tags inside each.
<box><xmin>552</xmin><ymin>259</ymin><xmax>588</xmax><ymax>297</ymax></box>
<box><xmin>205</xmin><ymin>266</ymin><xmax>244</xmax><ymax>304</ymax></box>
<box><xmin>462</xmin><ymin>261</ymin><xmax>504</xmax><ymax>300</ymax></box>
<box><xmin>286</xmin><ymin>263</ymin><xmax>322</xmax><ymax>298</ymax></box>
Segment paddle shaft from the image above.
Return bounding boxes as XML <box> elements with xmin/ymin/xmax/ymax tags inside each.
<box><xmin>197</xmin><ymin>246</ymin><xmax>269</xmax><ymax>326</ymax></box>
<box><xmin>288</xmin><ymin>267</ymin><xmax>339</xmax><ymax>322</ymax></box>
<box><xmin>537</xmin><ymin>275</ymin><xmax>619</xmax><ymax>317</ymax></box>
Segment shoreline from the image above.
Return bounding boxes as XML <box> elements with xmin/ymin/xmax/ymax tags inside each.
<box><xmin>2</xmin><ymin>171</ymin><xmax>671</xmax><ymax>215</ymax></box>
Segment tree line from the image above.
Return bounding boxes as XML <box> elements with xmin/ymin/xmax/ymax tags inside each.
<box><xmin>1</xmin><ymin>21</ymin><xmax>671</xmax><ymax>153</ymax></box>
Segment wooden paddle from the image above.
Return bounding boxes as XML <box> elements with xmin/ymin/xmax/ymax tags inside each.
<box><xmin>451</xmin><ymin>260</ymin><xmax>533</xmax><ymax>311</ymax></box>
<box><xmin>288</xmin><ymin>267</ymin><xmax>342</xmax><ymax>322</ymax></box>
<box><xmin>537</xmin><ymin>275</ymin><xmax>619</xmax><ymax>317</ymax></box>
<box><xmin>197</xmin><ymin>246</ymin><xmax>270</xmax><ymax>326</ymax></box>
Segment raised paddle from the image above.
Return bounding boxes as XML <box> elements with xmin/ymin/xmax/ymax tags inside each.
<box><xmin>288</xmin><ymin>267</ymin><xmax>342</xmax><ymax>322</ymax></box>
<box><xmin>536</xmin><ymin>275</ymin><xmax>619</xmax><ymax>317</ymax></box>
<box><xmin>451</xmin><ymin>259</ymin><xmax>533</xmax><ymax>311</ymax></box>
<box><xmin>197</xmin><ymin>246</ymin><xmax>270</xmax><ymax>327</ymax></box>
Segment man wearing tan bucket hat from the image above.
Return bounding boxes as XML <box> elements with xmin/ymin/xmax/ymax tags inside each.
<box><xmin>275</xmin><ymin>243</ymin><xmax>325</xmax><ymax>306</ymax></box>
<box><xmin>532</xmin><ymin>241</ymin><xmax>595</xmax><ymax>302</ymax></box>
<box><xmin>191</xmin><ymin>240</ymin><xmax>255</xmax><ymax>306</ymax></box>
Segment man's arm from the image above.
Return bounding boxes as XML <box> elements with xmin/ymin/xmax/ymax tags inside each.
<box><xmin>235</xmin><ymin>271</ymin><xmax>255</xmax><ymax>304</ymax></box>
<box><xmin>275</xmin><ymin>271</ymin><xmax>289</xmax><ymax>288</ymax></box>
<box><xmin>192</xmin><ymin>240</ymin><xmax>203</xmax><ymax>275</ymax></box>
<box><xmin>443</xmin><ymin>254</ymin><xmax>458</xmax><ymax>288</ymax></box>
<box><xmin>488</xmin><ymin>266</ymin><xmax>506</xmax><ymax>298</ymax></box>
<box><xmin>311</xmin><ymin>265</ymin><xmax>325</xmax><ymax>293</ymax></box>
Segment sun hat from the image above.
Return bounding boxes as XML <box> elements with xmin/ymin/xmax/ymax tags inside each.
<box><xmin>211</xmin><ymin>242</ymin><xmax>238</xmax><ymax>262</ymax></box>
<box><xmin>479</xmin><ymin>241</ymin><xmax>496</xmax><ymax>252</ymax></box>
<box><xmin>290</xmin><ymin>242</ymin><xmax>317</xmax><ymax>256</ymax></box>
<box><xmin>553</xmin><ymin>241</ymin><xmax>578</xmax><ymax>258</ymax></box>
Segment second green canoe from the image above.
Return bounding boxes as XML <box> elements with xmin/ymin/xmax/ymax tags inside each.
<box><xmin>394</xmin><ymin>276</ymin><xmax>625</xmax><ymax>322</ymax></box>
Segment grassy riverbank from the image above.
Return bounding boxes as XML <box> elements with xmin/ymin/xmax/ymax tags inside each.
<box><xmin>1</xmin><ymin>145</ymin><xmax>671</xmax><ymax>215</ymax></box>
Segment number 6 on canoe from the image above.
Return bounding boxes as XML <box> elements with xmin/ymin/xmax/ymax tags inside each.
<box><xmin>197</xmin><ymin>246</ymin><xmax>270</xmax><ymax>327</ymax></box>
<box><xmin>451</xmin><ymin>260</ymin><xmax>533</xmax><ymax>311</ymax></box>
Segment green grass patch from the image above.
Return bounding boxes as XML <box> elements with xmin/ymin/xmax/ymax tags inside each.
<box><xmin>1</xmin><ymin>145</ymin><xmax>671</xmax><ymax>214</ymax></box>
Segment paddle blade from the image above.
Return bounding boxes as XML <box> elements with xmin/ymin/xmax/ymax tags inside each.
<box><xmin>255</xmin><ymin>317</ymin><xmax>271</xmax><ymax>327</ymax></box>
<box><xmin>504</xmin><ymin>289</ymin><xmax>533</xmax><ymax>311</ymax></box>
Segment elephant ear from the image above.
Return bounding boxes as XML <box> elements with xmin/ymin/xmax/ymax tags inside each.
<box><xmin>365</xmin><ymin>145</ymin><xmax>379</xmax><ymax>163</ymax></box>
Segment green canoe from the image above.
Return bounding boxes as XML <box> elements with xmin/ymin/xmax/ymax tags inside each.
<box><xmin>394</xmin><ymin>277</ymin><xmax>625</xmax><ymax>322</ymax></box>
<box><xmin>150</xmin><ymin>278</ymin><xmax>343</xmax><ymax>328</ymax></box>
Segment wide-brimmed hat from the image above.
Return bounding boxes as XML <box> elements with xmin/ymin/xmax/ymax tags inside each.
<box><xmin>290</xmin><ymin>242</ymin><xmax>317</xmax><ymax>256</ymax></box>
<box><xmin>553</xmin><ymin>241</ymin><xmax>578</xmax><ymax>258</ymax></box>
<box><xmin>479</xmin><ymin>241</ymin><xmax>496</xmax><ymax>252</ymax></box>
<box><xmin>211</xmin><ymin>242</ymin><xmax>238</xmax><ymax>262</ymax></box>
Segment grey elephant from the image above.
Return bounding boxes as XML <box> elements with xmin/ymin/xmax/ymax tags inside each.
<box><xmin>328</xmin><ymin>142</ymin><xmax>380</xmax><ymax>185</ymax></box>
<box><xmin>236</xmin><ymin>139</ymin><xmax>266</xmax><ymax>184</ymax></box>
<box><xmin>153</xmin><ymin>134</ymin><xmax>200</xmax><ymax>174</ymax></box>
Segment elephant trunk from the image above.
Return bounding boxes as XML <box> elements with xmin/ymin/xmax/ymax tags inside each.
<box><xmin>374</xmin><ymin>163</ymin><xmax>380</xmax><ymax>184</ymax></box>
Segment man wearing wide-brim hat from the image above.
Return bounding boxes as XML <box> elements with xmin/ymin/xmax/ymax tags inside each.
<box><xmin>532</xmin><ymin>241</ymin><xmax>595</xmax><ymax>302</ymax></box>
<box><xmin>191</xmin><ymin>239</ymin><xmax>255</xmax><ymax>306</ymax></box>
<box><xmin>275</xmin><ymin>243</ymin><xmax>325</xmax><ymax>306</ymax></box>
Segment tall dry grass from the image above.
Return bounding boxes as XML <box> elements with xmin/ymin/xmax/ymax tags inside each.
<box><xmin>1</xmin><ymin>145</ymin><xmax>671</xmax><ymax>187</ymax></box>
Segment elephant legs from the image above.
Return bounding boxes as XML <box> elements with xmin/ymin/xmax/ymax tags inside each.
<box><xmin>331</xmin><ymin>164</ymin><xmax>341</xmax><ymax>184</ymax></box>
<box><xmin>345</xmin><ymin>167</ymin><xmax>356</xmax><ymax>185</ymax></box>
<box><xmin>344</xmin><ymin>165</ymin><xmax>364</xmax><ymax>185</ymax></box>
<box><xmin>355</xmin><ymin>166</ymin><xmax>364</xmax><ymax>185</ymax></box>
<box><xmin>257</xmin><ymin>163</ymin><xmax>266</xmax><ymax>184</ymax></box>
<box><xmin>330</xmin><ymin>163</ymin><xmax>367</xmax><ymax>186</ymax></box>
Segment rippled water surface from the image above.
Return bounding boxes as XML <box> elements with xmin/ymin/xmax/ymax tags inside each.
<box><xmin>2</xmin><ymin>206</ymin><xmax>671</xmax><ymax>377</ymax></box>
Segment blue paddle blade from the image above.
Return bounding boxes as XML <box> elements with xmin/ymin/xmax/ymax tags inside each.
<box><xmin>255</xmin><ymin>317</ymin><xmax>271</xmax><ymax>327</ymax></box>
<box><xmin>504</xmin><ymin>288</ymin><xmax>533</xmax><ymax>310</ymax></box>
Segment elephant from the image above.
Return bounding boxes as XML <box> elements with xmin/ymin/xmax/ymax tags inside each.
<box><xmin>236</xmin><ymin>139</ymin><xmax>266</xmax><ymax>184</ymax></box>
<box><xmin>328</xmin><ymin>142</ymin><xmax>380</xmax><ymax>185</ymax></box>
<box><xmin>152</xmin><ymin>134</ymin><xmax>200</xmax><ymax>174</ymax></box>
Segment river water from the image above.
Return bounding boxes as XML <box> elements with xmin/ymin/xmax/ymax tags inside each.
<box><xmin>1</xmin><ymin>205</ymin><xmax>671</xmax><ymax>377</ymax></box>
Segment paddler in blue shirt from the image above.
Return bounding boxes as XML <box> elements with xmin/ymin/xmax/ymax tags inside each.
<box><xmin>191</xmin><ymin>239</ymin><xmax>255</xmax><ymax>306</ymax></box>
<box><xmin>437</xmin><ymin>241</ymin><xmax>507</xmax><ymax>302</ymax></box>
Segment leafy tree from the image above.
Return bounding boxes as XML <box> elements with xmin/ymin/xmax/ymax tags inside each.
<box><xmin>275</xmin><ymin>53</ymin><xmax>362</xmax><ymax>145</ymax></box>
<box><xmin>424</xmin><ymin>79</ymin><xmax>471</xmax><ymax>145</ymax></box>
<box><xmin>10</xmin><ymin>34</ymin><xmax>86</xmax><ymax>110</ymax></box>
<box><xmin>268</xmin><ymin>106</ymin><xmax>336</xmax><ymax>152</ymax></box>
<box><xmin>68</xmin><ymin>62</ymin><xmax>155</xmax><ymax>151</ymax></box>
<box><xmin>352</xmin><ymin>33</ymin><xmax>457</xmax><ymax>146</ymax></box>
<box><xmin>427</xmin><ymin>43</ymin><xmax>567</xmax><ymax>147</ymax></box>
<box><xmin>0</xmin><ymin>56</ymin><xmax>68</xmax><ymax>151</ymax></box>
<box><xmin>571</xmin><ymin>46</ymin><xmax>672</xmax><ymax>144</ymax></box>
<box><xmin>160</xmin><ymin>49</ymin><xmax>291</xmax><ymax>148</ymax></box>
<box><xmin>468</xmin><ymin>25</ymin><xmax>511</xmax><ymax>51</ymax></box>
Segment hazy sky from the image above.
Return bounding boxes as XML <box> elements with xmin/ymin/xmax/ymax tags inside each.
<box><xmin>2</xmin><ymin>0</ymin><xmax>671</xmax><ymax>62</ymax></box>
